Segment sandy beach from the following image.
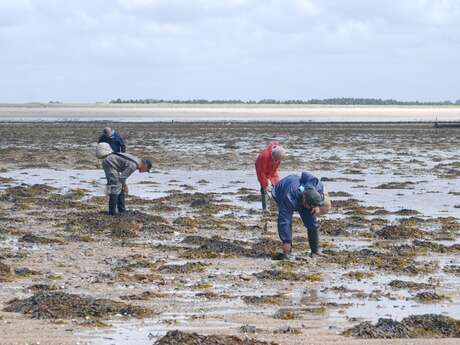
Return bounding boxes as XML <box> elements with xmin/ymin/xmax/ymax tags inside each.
<box><xmin>0</xmin><ymin>104</ymin><xmax>460</xmax><ymax>122</ymax></box>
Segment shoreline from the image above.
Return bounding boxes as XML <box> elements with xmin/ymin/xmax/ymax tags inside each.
<box><xmin>1</xmin><ymin>119</ymin><xmax>459</xmax><ymax>124</ymax></box>
<box><xmin>0</xmin><ymin>104</ymin><xmax>459</xmax><ymax>122</ymax></box>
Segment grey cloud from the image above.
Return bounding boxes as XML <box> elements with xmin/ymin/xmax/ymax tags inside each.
<box><xmin>0</xmin><ymin>0</ymin><xmax>459</xmax><ymax>102</ymax></box>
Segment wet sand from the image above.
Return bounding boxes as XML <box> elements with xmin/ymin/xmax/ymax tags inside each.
<box><xmin>0</xmin><ymin>121</ymin><xmax>459</xmax><ymax>345</ymax></box>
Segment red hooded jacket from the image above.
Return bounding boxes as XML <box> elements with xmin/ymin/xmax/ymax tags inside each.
<box><xmin>255</xmin><ymin>142</ymin><xmax>282</xmax><ymax>190</ymax></box>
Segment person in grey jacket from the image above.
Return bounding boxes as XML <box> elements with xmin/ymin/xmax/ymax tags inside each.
<box><xmin>102</xmin><ymin>152</ymin><xmax>152</xmax><ymax>215</ymax></box>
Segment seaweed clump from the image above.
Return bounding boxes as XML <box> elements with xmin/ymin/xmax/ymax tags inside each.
<box><xmin>324</xmin><ymin>248</ymin><xmax>414</xmax><ymax>273</ymax></box>
<box><xmin>274</xmin><ymin>309</ymin><xmax>303</xmax><ymax>320</ymax></box>
<box><xmin>443</xmin><ymin>265</ymin><xmax>460</xmax><ymax>275</ymax></box>
<box><xmin>413</xmin><ymin>240</ymin><xmax>460</xmax><ymax>254</ymax></box>
<box><xmin>158</xmin><ymin>191</ymin><xmax>233</xmax><ymax>214</ymax></box>
<box><xmin>331</xmin><ymin>199</ymin><xmax>370</xmax><ymax>215</ymax></box>
<box><xmin>19</xmin><ymin>233</ymin><xmax>64</xmax><ymax>245</ymax></box>
<box><xmin>159</xmin><ymin>262</ymin><xmax>209</xmax><ymax>274</ymax></box>
<box><xmin>254</xmin><ymin>269</ymin><xmax>322</xmax><ymax>282</ymax></box>
<box><xmin>326</xmin><ymin>247</ymin><xmax>436</xmax><ymax>275</ymax></box>
<box><xmin>27</xmin><ymin>284</ymin><xmax>58</xmax><ymax>292</ymax></box>
<box><xmin>0</xmin><ymin>184</ymin><xmax>56</xmax><ymax>203</ymax></box>
<box><xmin>343</xmin><ymin>271</ymin><xmax>375</xmax><ymax>280</ymax></box>
<box><xmin>3</xmin><ymin>292</ymin><xmax>153</xmax><ymax>319</ymax></box>
<box><xmin>273</xmin><ymin>326</ymin><xmax>302</xmax><ymax>335</ymax></box>
<box><xmin>394</xmin><ymin>209</ymin><xmax>420</xmax><ymax>216</ymax></box>
<box><xmin>119</xmin><ymin>291</ymin><xmax>167</xmax><ymax>301</ymax></box>
<box><xmin>250</xmin><ymin>237</ymin><xmax>294</xmax><ymax>258</ymax></box>
<box><xmin>402</xmin><ymin>261</ymin><xmax>438</xmax><ymax>275</ymax></box>
<box><xmin>173</xmin><ymin>216</ymin><xmax>199</xmax><ymax>229</ymax></box>
<box><xmin>319</xmin><ymin>219</ymin><xmax>351</xmax><ymax>236</ymax></box>
<box><xmin>389</xmin><ymin>280</ymin><xmax>435</xmax><ymax>290</ymax></box>
<box><xmin>110</xmin><ymin>221</ymin><xmax>142</xmax><ymax>238</ymax></box>
<box><xmin>274</xmin><ymin>307</ymin><xmax>326</xmax><ymax>320</ymax></box>
<box><xmin>344</xmin><ymin>318</ymin><xmax>411</xmax><ymax>338</ymax></box>
<box><xmin>241</xmin><ymin>294</ymin><xmax>285</xmax><ymax>305</ymax></box>
<box><xmin>181</xmin><ymin>237</ymin><xmax>251</xmax><ymax>259</ymax></box>
<box><xmin>238</xmin><ymin>193</ymin><xmax>261</xmax><ymax>203</ymax></box>
<box><xmin>375</xmin><ymin>225</ymin><xmax>425</xmax><ymax>239</ymax></box>
<box><xmin>344</xmin><ymin>314</ymin><xmax>460</xmax><ymax>338</ymax></box>
<box><xmin>65</xmin><ymin>211</ymin><xmax>172</xmax><ymax>236</ymax></box>
<box><xmin>153</xmin><ymin>330</ymin><xmax>279</xmax><ymax>345</ymax></box>
<box><xmin>375</xmin><ymin>181</ymin><xmax>415</xmax><ymax>189</ymax></box>
<box><xmin>414</xmin><ymin>291</ymin><xmax>451</xmax><ymax>303</ymax></box>
<box><xmin>0</xmin><ymin>261</ymin><xmax>15</xmax><ymax>282</ymax></box>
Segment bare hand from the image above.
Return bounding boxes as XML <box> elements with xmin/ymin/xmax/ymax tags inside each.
<box><xmin>310</xmin><ymin>207</ymin><xmax>320</xmax><ymax>216</ymax></box>
<box><xmin>122</xmin><ymin>184</ymin><xmax>129</xmax><ymax>194</ymax></box>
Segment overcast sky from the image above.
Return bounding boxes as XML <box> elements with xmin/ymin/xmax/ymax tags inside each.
<box><xmin>0</xmin><ymin>0</ymin><xmax>459</xmax><ymax>102</ymax></box>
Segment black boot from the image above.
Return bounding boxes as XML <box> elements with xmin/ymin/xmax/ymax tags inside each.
<box><xmin>108</xmin><ymin>194</ymin><xmax>118</xmax><ymax>215</ymax></box>
<box><xmin>307</xmin><ymin>226</ymin><xmax>319</xmax><ymax>255</ymax></box>
<box><xmin>117</xmin><ymin>192</ymin><xmax>126</xmax><ymax>213</ymax></box>
<box><xmin>261</xmin><ymin>187</ymin><xmax>267</xmax><ymax>211</ymax></box>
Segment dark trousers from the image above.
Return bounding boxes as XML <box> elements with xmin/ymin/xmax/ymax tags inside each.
<box><xmin>117</xmin><ymin>192</ymin><xmax>126</xmax><ymax>213</ymax></box>
<box><xmin>108</xmin><ymin>192</ymin><xmax>126</xmax><ymax>215</ymax></box>
<box><xmin>261</xmin><ymin>187</ymin><xmax>269</xmax><ymax>211</ymax></box>
<box><xmin>276</xmin><ymin>206</ymin><xmax>320</xmax><ymax>254</ymax></box>
<box><xmin>299</xmin><ymin>209</ymin><xmax>319</xmax><ymax>254</ymax></box>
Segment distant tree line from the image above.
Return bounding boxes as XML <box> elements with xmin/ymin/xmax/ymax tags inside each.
<box><xmin>110</xmin><ymin>98</ymin><xmax>460</xmax><ymax>105</ymax></box>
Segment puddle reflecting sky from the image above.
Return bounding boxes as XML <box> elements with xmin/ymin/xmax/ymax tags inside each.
<box><xmin>2</xmin><ymin>168</ymin><xmax>460</xmax><ymax>218</ymax></box>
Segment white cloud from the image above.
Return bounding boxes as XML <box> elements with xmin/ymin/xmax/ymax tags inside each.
<box><xmin>296</xmin><ymin>0</ymin><xmax>322</xmax><ymax>16</ymax></box>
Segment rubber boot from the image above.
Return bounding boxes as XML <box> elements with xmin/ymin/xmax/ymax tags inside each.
<box><xmin>117</xmin><ymin>192</ymin><xmax>126</xmax><ymax>213</ymax></box>
<box><xmin>261</xmin><ymin>187</ymin><xmax>267</xmax><ymax>211</ymax></box>
<box><xmin>108</xmin><ymin>194</ymin><xmax>118</xmax><ymax>215</ymax></box>
<box><xmin>307</xmin><ymin>226</ymin><xmax>319</xmax><ymax>255</ymax></box>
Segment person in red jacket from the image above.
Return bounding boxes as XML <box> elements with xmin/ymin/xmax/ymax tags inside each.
<box><xmin>255</xmin><ymin>142</ymin><xmax>286</xmax><ymax>210</ymax></box>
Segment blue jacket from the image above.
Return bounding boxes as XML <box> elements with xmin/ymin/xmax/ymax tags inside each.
<box><xmin>98</xmin><ymin>130</ymin><xmax>126</xmax><ymax>153</ymax></box>
<box><xmin>271</xmin><ymin>172</ymin><xmax>324</xmax><ymax>243</ymax></box>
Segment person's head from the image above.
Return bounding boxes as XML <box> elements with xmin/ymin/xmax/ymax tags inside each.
<box><xmin>103</xmin><ymin>127</ymin><xmax>113</xmax><ymax>137</ymax></box>
<box><xmin>300</xmin><ymin>187</ymin><xmax>321</xmax><ymax>209</ymax></box>
<box><xmin>138</xmin><ymin>159</ymin><xmax>152</xmax><ymax>173</ymax></box>
<box><xmin>272</xmin><ymin>146</ymin><xmax>286</xmax><ymax>161</ymax></box>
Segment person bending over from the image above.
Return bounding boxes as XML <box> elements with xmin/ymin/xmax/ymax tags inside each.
<box><xmin>98</xmin><ymin>127</ymin><xmax>126</xmax><ymax>153</ymax></box>
<box><xmin>255</xmin><ymin>142</ymin><xmax>286</xmax><ymax>211</ymax></box>
<box><xmin>271</xmin><ymin>171</ymin><xmax>330</xmax><ymax>259</ymax></box>
<box><xmin>102</xmin><ymin>151</ymin><xmax>152</xmax><ymax>215</ymax></box>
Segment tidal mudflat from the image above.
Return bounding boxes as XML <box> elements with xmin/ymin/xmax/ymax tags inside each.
<box><xmin>0</xmin><ymin>122</ymin><xmax>459</xmax><ymax>345</ymax></box>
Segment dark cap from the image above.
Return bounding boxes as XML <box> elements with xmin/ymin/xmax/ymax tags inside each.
<box><xmin>303</xmin><ymin>187</ymin><xmax>321</xmax><ymax>207</ymax></box>
<box><xmin>143</xmin><ymin>159</ymin><xmax>152</xmax><ymax>172</ymax></box>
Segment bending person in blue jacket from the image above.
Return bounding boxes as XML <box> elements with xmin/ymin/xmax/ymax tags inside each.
<box><xmin>271</xmin><ymin>171</ymin><xmax>327</xmax><ymax>259</ymax></box>
<box><xmin>98</xmin><ymin>127</ymin><xmax>126</xmax><ymax>153</ymax></box>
